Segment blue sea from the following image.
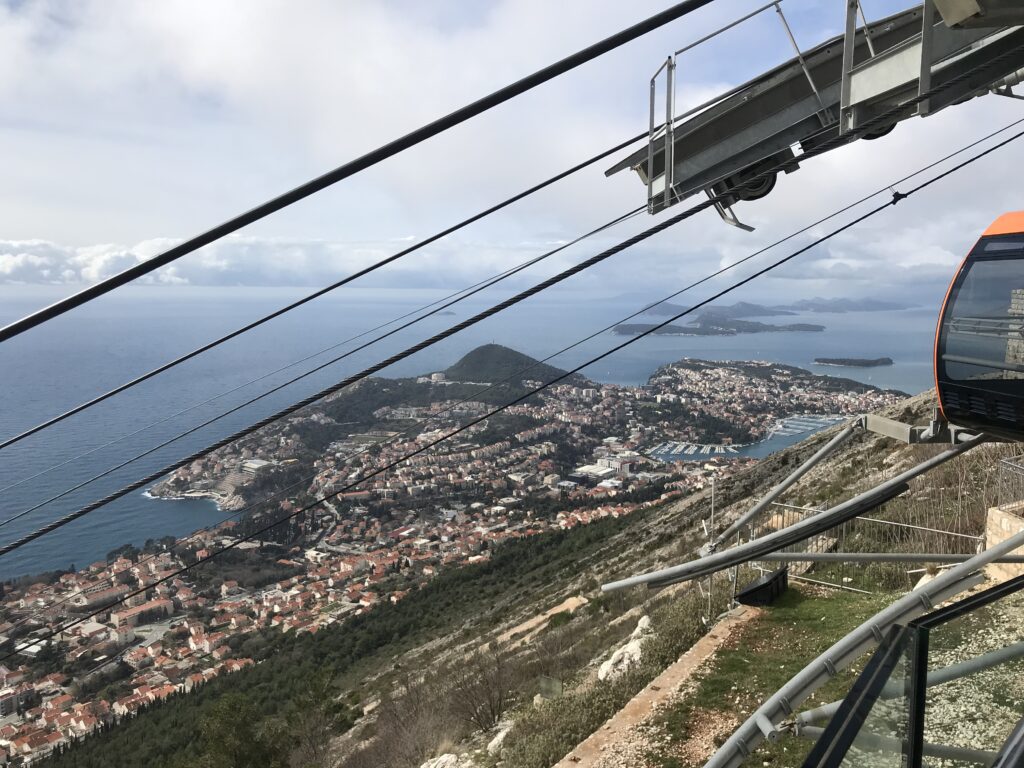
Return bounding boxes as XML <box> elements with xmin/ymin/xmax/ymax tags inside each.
<box><xmin>0</xmin><ymin>285</ymin><xmax>939</xmax><ymax>580</ymax></box>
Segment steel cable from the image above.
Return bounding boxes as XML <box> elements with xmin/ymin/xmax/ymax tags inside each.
<box><xmin>9</xmin><ymin>115</ymin><xmax>1016</xmax><ymax>631</ymax></box>
<box><xmin>0</xmin><ymin>207</ymin><xmax>642</xmax><ymax>530</ymax></box>
<box><xmin>5</xmin><ymin>32</ymin><xmax>1021</xmax><ymax>453</ymax></box>
<box><xmin>0</xmin><ymin>0</ymin><xmax>717</xmax><ymax>345</ymax></box>
<box><xmin>5</xmin><ymin>122</ymin><xmax>1021</xmax><ymax>656</ymax></box>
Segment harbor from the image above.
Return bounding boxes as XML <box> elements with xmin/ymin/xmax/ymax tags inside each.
<box><xmin>648</xmin><ymin>414</ymin><xmax>848</xmax><ymax>462</ymax></box>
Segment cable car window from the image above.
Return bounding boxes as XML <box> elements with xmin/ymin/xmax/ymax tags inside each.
<box><xmin>940</xmin><ymin>254</ymin><xmax>1024</xmax><ymax>384</ymax></box>
<box><xmin>982</xmin><ymin>239</ymin><xmax>1024</xmax><ymax>252</ymax></box>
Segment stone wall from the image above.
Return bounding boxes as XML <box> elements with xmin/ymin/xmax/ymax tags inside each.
<box><xmin>985</xmin><ymin>503</ymin><xmax>1024</xmax><ymax>581</ymax></box>
<box><xmin>1006</xmin><ymin>289</ymin><xmax>1024</xmax><ymax>369</ymax></box>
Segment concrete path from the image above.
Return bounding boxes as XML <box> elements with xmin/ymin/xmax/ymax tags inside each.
<box><xmin>553</xmin><ymin>605</ymin><xmax>759</xmax><ymax>768</ymax></box>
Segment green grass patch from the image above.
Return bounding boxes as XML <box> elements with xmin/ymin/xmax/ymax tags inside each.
<box><xmin>649</xmin><ymin>585</ymin><xmax>894</xmax><ymax>768</ymax></box>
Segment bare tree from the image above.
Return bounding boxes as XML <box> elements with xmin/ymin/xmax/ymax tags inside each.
<box><xmin>531</xmin><ymin>621</ymin><xmax>584</xmax><ymax>686</ymax></box>
<box><xmin>342</xmin><ymin>671</ymin><xmax>458</xmax><ymax>768</ymax></box>
<box><xmin>446</xmin><ymin>645</ymin><xmax>519</xmax><ymax>732</ymax></box>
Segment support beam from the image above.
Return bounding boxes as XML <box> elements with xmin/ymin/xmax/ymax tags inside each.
<box><xmin>709</xmin><ymin>425</ymin><xmax>857</xmax><ymax>553</ymax></box>
<box><xmin>604</xmin><ymin>437</ymin><xmax>986</xmax><ymax>593</ymax></box>
<box><xmin>700</xmin><ymin>523</ymin><xmax>1024</xmax><ymax>768</ymax></box>
<box><xmin>759</xmin><ymin>552</ymin><xmax>1024</xmax><ymax>564</ymax></box>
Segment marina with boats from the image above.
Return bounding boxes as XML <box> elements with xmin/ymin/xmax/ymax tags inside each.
<box><xmin>648</xmin><ymin>414</ymin><xmax>848</xmax><ymax>462</ymax></box>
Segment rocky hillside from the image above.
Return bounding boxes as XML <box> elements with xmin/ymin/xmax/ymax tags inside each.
<box><xmin>44</xmin><ymin>391</ymin><xmax>1015</xmax><ymax>768</ymax></box>
<box><xmin>323</xmin><ymin>393</ymin><xmax>1014</xmax><ymax>768</ymax></box>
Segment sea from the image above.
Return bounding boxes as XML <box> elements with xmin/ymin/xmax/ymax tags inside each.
<box><xmin>0</xmin><ymin>284</ymin><xmax>939</xmax><ymax>581</ymax></box>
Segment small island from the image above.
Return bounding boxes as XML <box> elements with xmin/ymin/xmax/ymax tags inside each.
<box><xmin>613</xmin><ymin>314</ymin><xmax>824</xmax><ymax>337</ymax></box>
<box><xmin>613</xmin><ymin>323</ymin><xmax>733</xmax><ymax>337</ymax></box>
<box><xmin>814</xmin><ymin>357</ymin><xmax>894</xmax><ymax>368</ymax></box>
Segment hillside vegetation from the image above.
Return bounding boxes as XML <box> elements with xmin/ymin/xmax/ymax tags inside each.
<box><xmin>43</xmin><ymin>392</ymin><xmax>1016</xmax><ymax>768</ymax></box>
<box><xmin>442</xmin><ymin>344</ymin><xmax>588</xmax><ymax>386</ymax></box>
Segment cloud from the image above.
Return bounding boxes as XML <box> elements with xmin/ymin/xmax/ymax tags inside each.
<box><xmin>0</xmin><ymin>0</ymin><xmax>1020</xmax><ymax>311</ymax></box>
<box><xmin>0</xmin><ymin>232</ymin><xmax>607</xmax><ymax>289</ymax></box>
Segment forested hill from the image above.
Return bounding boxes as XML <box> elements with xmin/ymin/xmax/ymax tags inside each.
<box><xmin>442</xmin><ymin>343</ymin><xmax>589</xmax><ymax>386</ymax></box>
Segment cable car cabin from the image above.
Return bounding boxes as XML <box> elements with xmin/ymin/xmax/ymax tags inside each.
<box><xmin>936</xmin><ymin>212</ymin><xmax>1024</xmax><ymax>441</ymax></box>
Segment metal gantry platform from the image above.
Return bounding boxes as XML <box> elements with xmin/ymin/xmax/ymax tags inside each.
<box><xmin>606</xmin><ymin>0</ymin><xmax>1024</xmax><ymax>228</ymax></box>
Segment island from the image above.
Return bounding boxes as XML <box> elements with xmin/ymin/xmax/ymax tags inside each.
<box><xmin>814</xmin><ymin>357</ymin><xmax>894</xmax><ymax>368</ymax></box>
<box><xmin>640</xmin><ymin>297</ymin><xmax>916</xmax><ymax>319</ymax></box>
<box><xmin>778</xmin><ymin>298</ymin><xmax>915</xmax><ymax>313</ymax></box>
<box><xmin>643</xmin><ymin>300</ymin><xmax>796</xmax><ymax>318</ymax></box>
<box><xmin>613</xmin><ymin>314</ymin><xmax>824</xmax><ymax>337</ymax></box>
<box><xmin>613</xmin><ymin>323</ymin><xmax>734</xmax><ymax>336</ymax></box>
<box><xmin>695</xmin><ymin>314</ymin><xmax>824</xmax><ymax>334</ymax></box>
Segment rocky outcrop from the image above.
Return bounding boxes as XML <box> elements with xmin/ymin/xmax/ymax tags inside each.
<box><xmin>487</xmin><ymin>721</ymin><xmax>513</xmax><ymax>756</ymax></box>
<box><xmin>598</xmin><ymin>615</ymin><xmax>653</xmax><ymax>681</ymax></box>
<box><xmin>419</xmin><ymin>754</ymin><xmax>475</xmax><ymax>768</ymax></box>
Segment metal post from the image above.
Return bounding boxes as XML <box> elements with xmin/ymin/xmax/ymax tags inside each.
<box><xmin>775</xmin><ymin>3</ymin><xmax>833</xmax><ymax>125</ymax></box>
<box><xmin>664</xmin><ymin>56</ymin><xmax>676</xmax><ymax>209</ymax></box>
<box><xmin>839</xmin><ymin>0</ymin><xmax>859</xmax><ymax>134</ymax></box>
<box><xmin>711</xmin><ymin>425</ymin><xmax>857</xmax><ymax>552</ymax></box>
<box><xmin>647</xmin><ymin>63</ymin><xmax>660</xmax><ymax>213</ymax></box>
<box><xmin>710</xmin><ymin>475</ymin><xmax>716</xmax><ymax>535</ymax></box>
<box><xmin>919</xmin><ymin>0</ymin><xmax>936</xmax><ymax>116</ymax></box>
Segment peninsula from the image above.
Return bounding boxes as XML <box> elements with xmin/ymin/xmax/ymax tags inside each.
<box><xmin>814</xmin><ymin>356</ymin><xmax>894</xmax><ymax>368</ymax></box>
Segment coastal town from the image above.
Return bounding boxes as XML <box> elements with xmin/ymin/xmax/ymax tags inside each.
<box><xmin>0</xmin><ymin>351</ymin><xmax>902</xmax><ymax>764</ymax></box>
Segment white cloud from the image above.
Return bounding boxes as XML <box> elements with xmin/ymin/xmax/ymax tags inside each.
<box><xmin>0</xmin><ymin>231</ymin><xmax>606</xmax><ymax>289</ymax></box>
<box><xmin>0</xmin><ymin>0</ymin><xmax>1020</xmax><ymax>310</ymax></box>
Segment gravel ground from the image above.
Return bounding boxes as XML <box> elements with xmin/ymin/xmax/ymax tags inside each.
<box><xmin>847</xmin><ymin>586</ymin><xmax>1024</xmax><ymax>767</ymax></box>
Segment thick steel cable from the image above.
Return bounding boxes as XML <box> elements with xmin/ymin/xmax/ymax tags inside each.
<box><xmin>0</xmin><ymin>258</ymin><xmax>553</xmax><ymax>499</ymax></box>
<box><xmin>10</xmin><ymin>117</ymin><xmax>1012</xmax><ymax>631</ymax></box>
<box><xmin>5</xmin><ymin>124</ymin><xmax>1020</xmax><ymax>656</ymax></box>
<box><xmin>6</xmin><ymin>31</ymin><xmax>1021</xmax><ymax>453</ymax></box>
<box><xmin>0</xmin><ymin>133</ymin><xmax>648</xmax><ymax>453</ymax></box>
<box><xmin>4</xmin><ymin>97</ymin><xmax>1022</xmax><ymax>561</ymax></box>
<box><xmin>0</xmin><ymin>207</ymin><xmax>642</xmax><ymax>528</ymax></box>
<box><xmin>0</xmin><ymin>202</ymin><xmax>702</xmax><ymax>557</ymax></box>
<box><xmin>0</xmin><ymin>0</ymin><xmax>717</xmax><ymax>346</ymax></box>
<box><xmin>5</xmin><ymin>33</ymin><xmax>1022</xmax><ymax>555</ymax></box>
<box><xmin>0</xmin><ymin>237</ymin><xmax>626</xmax><ymax>500</ymax></box>
<box><xmin>0</xmin><ymin>208</ymin><xmax>638</xmax><ymax>524</ymax></box>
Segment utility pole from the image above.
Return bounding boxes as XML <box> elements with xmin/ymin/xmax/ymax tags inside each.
<box><xmin>710</xmin><ymin>475</ymin><xmax>716</xmax><ymax>535</ymax></box>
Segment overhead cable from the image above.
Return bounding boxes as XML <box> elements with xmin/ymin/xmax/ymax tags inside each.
<box><xmin>0</xmin><ymin>0</ymin><xmax>717</xmax><ymax>347</ymax></box>
<box><xmin>0</xmin><ymin>207</ymin><xmax>642</xmax><ymax>531</ymax></box>
<box><xmin>10</xmin><ymin>115</ymin><xmax>1018</xmax><ymax>630</ymax></box>
<box><xmin>6</xmin><ymin>122</ymin><xmax>1021</xmax><ymax>654</ymax></box>
<box><xmin>6</xmin><ymin>33</ymin><xmax>1021</xmax><ymax>453</ymax></box>
<box><xmin>0</xmin><ymin>131</ymin><xmax>648</xmax><ymax>452</ymax></box>
<box><xmin>0</xmin><ymin>200</ymin><xmax>704</xmax><ymax>557</ymax></box>
<box><xmin>0</xmin><ymin>209</ymin><xmax>640</xmax><ymax>500</ymax></box>
<box><xmin>3</xmin><ymin>117</ymin><xmax>1021</xmax><ymax>561</ymax></box>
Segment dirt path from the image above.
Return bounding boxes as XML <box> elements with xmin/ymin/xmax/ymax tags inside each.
<box><xmin>495</xmin><ymin>595</ymin><xmax>589</xmax><ymax>648</ymax></box>
<box><xmin>553</xmin><ymin>605</ymin><xmax>759</xmax><ymax>768</ymax></box>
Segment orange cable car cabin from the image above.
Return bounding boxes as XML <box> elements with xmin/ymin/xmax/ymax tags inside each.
<box><xmin>935</xmin><ymin>212</ymin><xmax>1024</xmax><ymax>441</ymax></box>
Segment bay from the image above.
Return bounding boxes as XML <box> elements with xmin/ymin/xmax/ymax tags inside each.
<box><xmin>0</xmin><ymin>285</ymin><xmax>938</xmax><ymax>580</ymax></box>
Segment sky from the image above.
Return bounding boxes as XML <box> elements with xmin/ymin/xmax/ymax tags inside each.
<box><xmin>1</xmin><ymin>0</ymin><xmax>1023</xmax><ymax>309</ymax></box>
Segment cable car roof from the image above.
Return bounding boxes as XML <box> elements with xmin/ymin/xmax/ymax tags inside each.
<box><xmin>983</xmin><ymin>211</ymin><xmax>1024</xmax><ymax>237</ymax></box>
